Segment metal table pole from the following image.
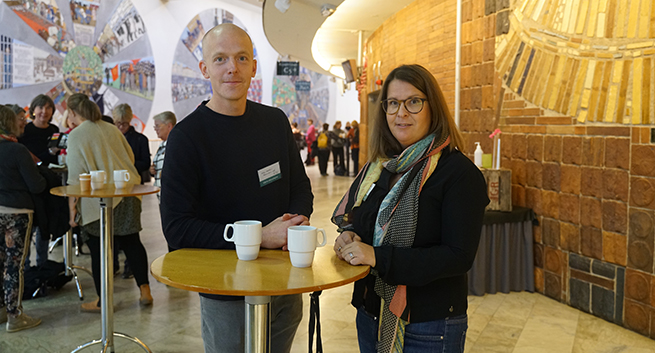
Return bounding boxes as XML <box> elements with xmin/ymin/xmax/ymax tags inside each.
<box><xmin>72</xmin><ymin>198</ymin><xmax>151</xmax><ymax>353</ymax></box>
<box><xmin>244</xmin><ymin>296</ymin><xmax>271</xmax><ymax>353</ymax></box>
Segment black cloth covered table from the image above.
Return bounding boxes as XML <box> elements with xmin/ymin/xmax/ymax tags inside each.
<box><xmin>468</xmin><ymin>207</ymin><xmax>537</xmax><ymax>296</ymax></box>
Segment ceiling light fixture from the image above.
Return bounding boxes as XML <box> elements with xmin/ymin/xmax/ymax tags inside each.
<box><xmin>275</xmin><ymin>0</ymin><xmax>291</xmax><ymax>13</ymax></box>
<box><xmin>320</xmin><ymin>4</ymin><xmax>336</xmax><ymax>17</ymax></box>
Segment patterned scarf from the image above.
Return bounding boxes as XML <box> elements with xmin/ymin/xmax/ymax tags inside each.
<box><xmin>0</xmin><ymin>128</ymin><xmax>41</xmax><ymax>164</ymax></box>
<box><xmin>332</xmin><ymin>133</ymin><xmax>450</xmax><ymax>353</ymax></box>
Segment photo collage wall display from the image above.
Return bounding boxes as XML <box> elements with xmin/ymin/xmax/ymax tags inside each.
<box><xmin>273</xmin><ymin>65</ymin><xmax>329</xmax><ymax>130</ymax></box>
<box><xmin>171</xmin><ymin>8</ymin><xmax>263</xmax><ymax>120</ymax></box>
<box><xmin>0</xmin><ymin>0</ymin><xmax>154</xmax><ymax>132</ymax></box>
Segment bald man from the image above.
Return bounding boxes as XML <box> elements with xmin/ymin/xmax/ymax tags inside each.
<box><xmin>160</xmin><ymin>24</ymin><xmax>314</xmax><ymax>353</ymax></box>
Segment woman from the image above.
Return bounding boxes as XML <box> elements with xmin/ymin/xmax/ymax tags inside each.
<box><xmin>65</xmin><ymin>93</ymin><xmax>153</xmax><ymax>312</ymax></box>
<box><xmin>4</xmin><ymin>105</ymin><xmax>27</xmax><ymax>137</ymax></box>
<box><xmin>19</xmin><ymin>94</ymin><xmax>60</xmax><ymax>165</ymax></box>
<box><xmin>332</xmin><ymin>65</ymin><xmax>489</xmax><ymax>353</ymax></box>
<box><xmin>329</xmin><ymin>120</ymin><xmax>345</xmax><ymax>172</ymax></box>
<box><xmin>316</xmin><ymin>123</ymin><xmax>331</xmax><ymax>176</ymax></box>
<box><xmin>18</xmin><ymin>95</ymin><xmax>59</xmax><ymax>268</ymax></box>
<box><xmin>0</xmin><ymin>105</ymin><xmax>45</xmax><ymax>332</ymax></box>
<box><xmin>347</xmin><ymin>120</ymin><xmax>360</xmax><ymax>175</ymax></box>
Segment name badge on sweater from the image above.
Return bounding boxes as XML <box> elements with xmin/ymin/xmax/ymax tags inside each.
<box><xmin>258</xmin><ymin>162</ymin><xmax>282</xmax><ymax>187</ymax></box>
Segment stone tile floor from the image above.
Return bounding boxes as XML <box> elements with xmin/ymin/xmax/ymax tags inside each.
<box><xmin>2</xmin><ymin>164</ymin><xmax>654</xmax><ymax>352</ymax></box>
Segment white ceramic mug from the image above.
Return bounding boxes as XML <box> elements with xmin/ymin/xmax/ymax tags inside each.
<box><xmin>287</xmin><ymin>226</ymin><xmax>327</xmax><ymax>267</ymax></box>
<box><xmin>90</xmin><ymin>170</ymin><xmax>106</xmax><ymax>190</ymax></box>
<box><xmin>113</xmin><ymin>170</ymin><xmax>131</xmax><ymax>189</ymax></box>
<box><xmin>223</xmin><ymin>220</ymin><xmax>262</xmax><ymax>261</ymax></box>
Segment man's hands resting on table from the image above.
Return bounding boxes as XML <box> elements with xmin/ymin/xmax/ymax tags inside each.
<box><xmin>261</xmin><ymin>213</ymin><xmax>309</xmax><ymax>250</ymax></box>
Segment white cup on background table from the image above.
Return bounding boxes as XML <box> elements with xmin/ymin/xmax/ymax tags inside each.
<box><xmin>90</xmin><ymin>170</ymin><xmax>106</xmax><ymax>190</ymax></box>
<box><xmin>113</xmin><ymin>170</ymin><xmax>130</xmax><ymax>189</ymax></box>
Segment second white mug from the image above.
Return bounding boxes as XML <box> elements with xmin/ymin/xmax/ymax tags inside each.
<box><xmin>287</xmin><ymin>226</ymin><xmax>327</xmax><ymax>267</ymax></box>
<box><xmin>90</xmin><ymin>170</ymin><xmax>106</xmax><ymax>190</ymax></box>
<box><xmin>113</xmin><ymin>170</ymin><xmax>131</xmax><ymax>189</ymax></box>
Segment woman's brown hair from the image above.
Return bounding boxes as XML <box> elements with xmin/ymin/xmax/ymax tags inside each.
<box><xmin>67</xmin><ymin>93</ymin><xmax>102</xmax><ymax>122</ymax></box>
<box><xmin>0</xmin><ymin>105</ymin><xmax>18</xmax><ymax>136</ymax></box>
<box><xmin>368</xmin><ymin>64</ymin><xmax>464</xmax><ymax>161</ymax></box>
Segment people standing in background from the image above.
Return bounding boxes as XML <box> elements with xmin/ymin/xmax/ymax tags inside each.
<box><xmin>4</xmin><ymin>105</ymin><xmax>26</xmax><ymax>136</ymax></box>
<box><xmin>160</xmin><ymin>24</ymin><xmax>313</xmax><ymax>353</ymax></box>
<box><xmin>328</xmin><ymin>120</ymin><xmax>345</xmax><ymax>174</ymax></box>
<box><xmin>113</xmin><ymin>104</ymin><xmax>150</xmax><ymax>184</ymax></box>
<box><xmin>316</xmin><ymin>123</ymin><xmax>331</xmax><ymax>176</ymax></box>
<box><xmin>347</xmin><ymin>120</ymin><xmax>360</xmax><ymax>175</ymax></box>
<box><xmin>304</xmin><ymin>118</ymin><xmax>316</xmax><ymax>166</ymax></box>
<box><xmin>18</xmin><ymin>95</ymin><xmax>59</xmax><ymax>268</ymax></box>
<box><xmin>65</xmin><ymin>93</ymin><xmax>152</xmax><ymax>312</ymax></box>
<box><xmin>0</xmin><ymin>106</ymin><xmax>46</xmax><ymax>332</ymax></box>
<box><xmin>150</xmin><ymin>111</ymin><xmax>176</xmax><ymax>193</ymax></box>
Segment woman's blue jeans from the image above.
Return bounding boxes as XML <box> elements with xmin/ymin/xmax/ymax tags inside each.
<box><xmin>356</xmin><ymin>307</ymin><xmax>468</xmax><ymax>353</ymax></box>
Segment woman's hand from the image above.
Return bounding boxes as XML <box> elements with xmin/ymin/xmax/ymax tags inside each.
<box><xmin>335</xmin><ymin>233</ymin><xmax>376</xmax><ymax>267</ymax></box>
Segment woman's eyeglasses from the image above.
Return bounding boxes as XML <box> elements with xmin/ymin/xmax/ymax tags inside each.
<box><xmin>381</xmin><ymin>97</ymin><xmax>427</xmax><ymax>114</ymax></box>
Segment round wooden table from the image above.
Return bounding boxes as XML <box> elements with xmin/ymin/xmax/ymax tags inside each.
<box><xmin>51</xmin><ymin>184</ymin><xmax>159</xmax><ymax>353</ymax></box>
<box><xmin>151</xmin><ymin>247</ymin><xmax>369</xmax><ymax>353</ymax></box>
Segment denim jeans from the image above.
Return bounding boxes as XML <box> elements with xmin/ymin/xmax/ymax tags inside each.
<box><xmin>356</xmin><ymin>307</ymin><xmax>468</xmax><ymax>353</ymax></box>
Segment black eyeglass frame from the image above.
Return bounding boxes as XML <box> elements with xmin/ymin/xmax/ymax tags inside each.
<box><xmin>381</xmin><ymin>97</ymin><xmax>428</xmax><ymax>114</ymax></box>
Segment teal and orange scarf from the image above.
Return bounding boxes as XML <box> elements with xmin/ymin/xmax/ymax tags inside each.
<box><xmin>332</xmin><ymin>132</ymin><xmax>450</xmax><ymax>353</ymax></box>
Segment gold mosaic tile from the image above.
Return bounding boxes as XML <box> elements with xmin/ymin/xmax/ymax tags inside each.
<box><xmin>639</xmin><ymin>1</ymin><xmax>651</xmax><ymax>38</ymax></box>
<box><xmin>534</xmin><ymin>53</ymin><xmax>555</xmax><ymax>107</ymax></box>
<box><xmin>627</xmin><ymin>0</ymin><xmax>640</xmax><ymax>38</ymax></box>
<box><xmin>616</xmin><ymin>60</ymin><xmax>632</xmax><ymax>123</ymax></box>
<box><xmin>543</xmin><ymin>55</ymin><xmax>561</xmax><ymax>107</ymax></box>
<box><xmin>596</xmin><ymin>61</ymin><xmax>612</xmax><ymax>122</ymax></box>
<box><xmin>576</xmin><ymin>0</ymin><xmax>590</xmax><ymax>35</ymax></box>
<box><xmin>548</xmin><ymin>56</ymin><xmax>567</xmax><ymax>110</ymax></box>
<box><xmin>561</xmin><ymin>59</ymin><xmax>580</xmax><ymax>114</ymax></box>
<box><xmin>605</xmin><ymin>0</ymin><xmax>617</xmax><ymax>37</ymax></box>
<box><xmin>532</xmin><ymin>0</ymin><xmax>548</xmax><ymax>21</ymax></box>
<box><xmin>633</xmin><ymin>58</ymin><xmax>644</xmax><ymax>124</ymax></box>
<box><xmin>626</xmin><ymin>42</ymin><xmax>654</xmax><ymax>49</ymax></box>
<box><xmin>556</xmin><ymin>57</ymin><xmax>575</xmax><ymax>112</ymax></box>
<box><xmin>510</xmin><ymin>48</ymin><xmax>530</xmax><ymax>92</ymax></box>
<box><xmin>596</xmin><ymin>13</ymin><xmax>606</xmax><ymax>38</ymax></box>
<box><xmin>581</xmin><ymin>88</ymin><xmax>592</xmax><ymax>108</ymax></box>
<box><xmin>616</xmin><ymin>0</ymin><xmax>628</xmax><ymax>38</ymax></box>
<box><xmin>563</xmin><ymin>0</ymin><xmax>574</xmax><ymax>33</ymax></box>
<box><xmin>612</xmin><ymin>60</ymin><xmax>624</xmax><ymax>83</ymax></box>
<box><xmin>642</xmin><ymin>58</ymin><xmax>651</xmax><ymax>124</ymax></box>
<box><xmin>568</xmin><ymin>59</ymin><xmax>589</xmax><ymax>116</ymax></box>
<box><xmin>524</xmin><ymin>51</ymin><xmax>543</xmax><ymax>101</ymax></box>
<box><xmin>605</xmin><ymin>85</ymin><xmax>619</xmax><ymax>122</ymax></box>
<box><xmin>588</xmin><ymin>61</ymin><xmax>605</xmax><ymax>121</ymax></box>
<box><xmin>577</xmin><ymin>109</ymin><xmax>588</xmax><ymax>123</ymax></box>
<box><xmin>586</xmin><ymin>0</ymin><xmax>599</xmax><ymax>37</ymax></box>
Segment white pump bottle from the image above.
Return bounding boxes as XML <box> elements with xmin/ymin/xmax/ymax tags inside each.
<box><xmin>474</xmin><ymin>142</ymin><xmax>483</xmax><ymax>168</ymax></box>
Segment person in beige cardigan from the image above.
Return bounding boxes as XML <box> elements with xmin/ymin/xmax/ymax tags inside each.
<box><xmin>65</xmin><ymin>93</ymin><xmax>153</xmax><ymax>312</ymax></box>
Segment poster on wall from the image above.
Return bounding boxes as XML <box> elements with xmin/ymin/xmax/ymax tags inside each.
<box><xmin>0</xmin><ymin>0</ymin><xmax>155</xmax><ymax>132</ymax></box>
<box><xmin>3</xmin><ymin>0</ymin><xmax>73</xmax><ymax>55</ymax></box>
<box><xmin>171</xmin><ymin>8</ymin><xmax>263</xmax><ymax>120</ymax></box>
<box><xmin>273</xmin><ymin>65</ymin><xmax>329</xmax><ymax>129</ymax></box>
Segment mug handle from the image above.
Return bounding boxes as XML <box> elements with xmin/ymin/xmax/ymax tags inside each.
<box><xmin>223</xmin><ymin>224</ymin><xmax>235</xmax><ymax>242</ymax></box>
<box><xmin>125</xmin><ymin>172</ymin><xmax>131</xmax><ymax>182</ymax></box>
<box><xmin>316</xmin><ymin>228</ymin><xmax>327</xmax><ymax>247</ymax></box>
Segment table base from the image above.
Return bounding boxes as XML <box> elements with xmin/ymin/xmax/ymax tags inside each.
<box><xmin>71</xmin><ymin>332</ymin><xmax>152</xmax><ymax>353</ymax></box>
<box><xmin>51</xmin><ymin>228</ymin><xmax>91</xmax><ymax>300</ymax></box>
<box><xmin>245</xmin><ymin>296</ymin><xmax>271</xmax><ymax>353</ymax></box>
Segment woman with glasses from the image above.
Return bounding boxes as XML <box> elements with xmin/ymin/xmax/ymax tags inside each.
<box><xmin>332</xmin><ymin>64</ymin><xmax>489</xmax><ymax>353</ymax></box>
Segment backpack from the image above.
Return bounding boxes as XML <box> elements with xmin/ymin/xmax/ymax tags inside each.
<box><xmin>22</xmin><ymin>260</ymin><xmax>72</xmax><ymax>300</ymax></box>
<box><xmin>317</xmin><ymin>132</ymin><xmax>328</xmax><ymax>149</ymax></box>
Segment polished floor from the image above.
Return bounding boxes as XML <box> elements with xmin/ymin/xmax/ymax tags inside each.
<box><xmin>3</xmin><ymin>163</ymin><xmax>655</xmax><ymax>352</ymax></box>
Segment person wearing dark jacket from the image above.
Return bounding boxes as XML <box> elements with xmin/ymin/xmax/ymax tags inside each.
<box><xmin>113</xmin><ymin>104</ymin><xmax>150</xmax><ymax>184</ymax></box>
<box><xmin>0</xmin><ymin>105</ymin><xmax>46</xmax><ymax>332</ymax></box>
<box><xmin>332</xmin><ymin>65</ymin><xmax>489</xmax><ymax>353</ymax></box>
<box><xmin>160</xmin><ymin>24</ymin><xmax>313</xmax><ymax>353</ymax></box>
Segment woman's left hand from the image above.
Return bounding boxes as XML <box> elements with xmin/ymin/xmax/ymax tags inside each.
<box><xmin>340</xmin><ymin>236</ymin><xmax>376</xmax><ymax>267</ymax></box>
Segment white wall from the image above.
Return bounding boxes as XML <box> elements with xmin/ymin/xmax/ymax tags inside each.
<box><xmin>133</xmin><ymin>0</ymin><xmax>359</xmax><ymax>140</ymax></box>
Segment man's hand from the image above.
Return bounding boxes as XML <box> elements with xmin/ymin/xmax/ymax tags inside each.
<box><xmin>149</xmin><ymin>164</ymin><xmax>156</xmax><ymax>176</ymax></box>
<box><xmin>261</xmin><ymin>213</ymin><xmax>309</xmax><ymax>249</ymax></box>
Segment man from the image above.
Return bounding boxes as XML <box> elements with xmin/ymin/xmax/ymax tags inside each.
<box><xmin>113</xmin><ymin>104</ymin><xmax>150</xmax><ymax>184</ymax></box>
<box><xmin>160</xmin><ymin>24</ymin><xmax>313</xmax><ymax>353</ymax></box>
<box><xmin>149</xmin><ymin>111</ymin><xmax>176</xmax><ymax>191</ymax></box>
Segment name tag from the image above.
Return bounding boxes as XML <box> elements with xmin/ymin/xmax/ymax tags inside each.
<box><xmin>258</xmin><ymin>162</ymin><xmax>282</xmax><ymax>187</ymax></box>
